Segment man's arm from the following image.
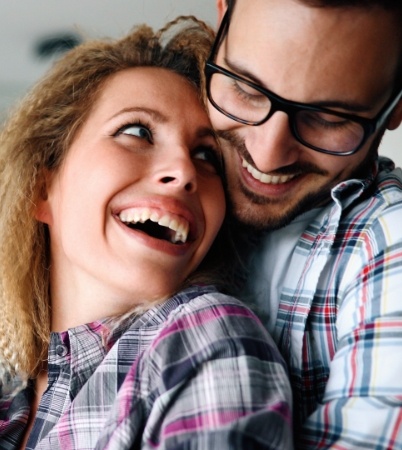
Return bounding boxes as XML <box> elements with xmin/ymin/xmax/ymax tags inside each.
<box><xmin>300</xmin><ymin>234</ymin><xmax>402</xmax><ymax>449</ymax></box>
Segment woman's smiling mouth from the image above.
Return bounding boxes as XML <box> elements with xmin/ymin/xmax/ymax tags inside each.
<box><xmin>118</xmin><ymin>207</ymin><xmax>191</xmax><ymax>244</ymax></box>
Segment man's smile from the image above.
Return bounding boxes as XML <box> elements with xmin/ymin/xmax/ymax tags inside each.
<box><xmin>241</xmin><ymin>157</ymin><xmax>298</xmax><ymax>184</ymax></box>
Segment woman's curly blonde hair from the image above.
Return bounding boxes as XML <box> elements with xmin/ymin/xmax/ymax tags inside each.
<box><xmin>0</xmin><ymin>16</ymin><xmax>216</xmax><ymax>383</ymax></box>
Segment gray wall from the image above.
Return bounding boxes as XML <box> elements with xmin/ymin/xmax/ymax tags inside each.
<box><xmin>380</xmin><ymin>128</ymin><xmax>402</xmax><ymax>167</ymax></box>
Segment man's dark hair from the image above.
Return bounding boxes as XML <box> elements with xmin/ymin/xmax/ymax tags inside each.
<box><xmin>226</xmin><ymin>0</ymin><xmax>401</xmax><ymax>8</ymax></box>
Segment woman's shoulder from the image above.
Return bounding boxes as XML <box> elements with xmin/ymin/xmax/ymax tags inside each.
<box><xmin>165</xmin><ymin>285</ymin><xmax>263</xmax><ymax>329</ymax></box>
<box><xmin>129</xmin><ymin>284</ymin><xmax>261</xmax><ymax>332</ymax></box>
<box><xmin>148</xmin><ymin>285</ymin><xmax>285</xmax><ymax>367</ymax></box>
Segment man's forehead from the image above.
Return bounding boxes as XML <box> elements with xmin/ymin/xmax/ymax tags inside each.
<box><xmin>224</xmin><ymin>0</ymin><xmax>401</xmax><ymax>107</ymax></box>
<box><xmin>230</xmin><ymin>0</ymin><xmax>402</xmax><ymax>37</ymax></box>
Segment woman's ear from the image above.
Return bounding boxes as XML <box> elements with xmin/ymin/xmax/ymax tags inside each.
<box><xmin>34</xmin><ymin>169</ymin><xmax>53</xmax><ymax>225</ymax></box>
<box><xmin>216</xmin><ymin>0</ymin><xmax>228</xmax><ymax>25</ymax></box>
<box><xmin>387</xmin><ymin>98</ymin><xmax>402</xmax><ymax>130</ymax></box>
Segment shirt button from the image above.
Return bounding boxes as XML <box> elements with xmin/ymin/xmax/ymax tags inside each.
<box><xmin>56</xmin><ymin>344</ymin><xmax>68</xmax><ymax>357</ymax></box>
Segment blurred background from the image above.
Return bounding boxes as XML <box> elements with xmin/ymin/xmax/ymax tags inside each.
<box><xmin>0</xmin><ymin>0</ymin><xmax>400</xmax><ymax>166</ymax></box>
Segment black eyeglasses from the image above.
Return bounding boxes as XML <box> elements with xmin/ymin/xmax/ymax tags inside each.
<box><xmin>205</xmin><ymin>10</ymin><xmax>402</xmax><ymax>156</ymax></box>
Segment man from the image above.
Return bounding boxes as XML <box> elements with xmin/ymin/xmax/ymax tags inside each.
<box><xmin>206</xmin><ymin>0</ymin><xmax>402</xmax><ymax>448</ymax></box>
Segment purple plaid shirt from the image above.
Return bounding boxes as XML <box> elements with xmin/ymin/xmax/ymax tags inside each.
<box><xmin>0</xmin><ymin>285</ymin><xmax>292</xmax><ymax>449</ymax></box>
<box><xmin>246</xmin><ymin>157</ymin><xmax>402</xmax><ymax>449</ymax></box>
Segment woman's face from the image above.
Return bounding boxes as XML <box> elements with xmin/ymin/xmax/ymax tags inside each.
<box><xmin>36</xmin><ymin>67</ymin><xmax>225</xmax><ymax>329</ymax></box>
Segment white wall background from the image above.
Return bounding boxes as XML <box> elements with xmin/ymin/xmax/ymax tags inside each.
<box><xmin>380</xmin><ymin>128</ymin><xmax>402</xmax><ymax>167</ymax></box>
<box><xmin>0</xmin><ymin>0</ymin><xmax>217</xmax><ymax>119</ymax></box>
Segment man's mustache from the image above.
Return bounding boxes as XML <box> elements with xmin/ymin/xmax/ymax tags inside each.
<box><xmin>217</xmin><ymin>129</ymin><xmax>328</xmax><ymax>177</ymax></box>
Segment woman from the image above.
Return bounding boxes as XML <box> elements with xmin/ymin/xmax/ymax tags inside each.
<box><xmin>0</xmin><ymin>17</ymin><xmax>292</xmax><ymax>449</ymax></box>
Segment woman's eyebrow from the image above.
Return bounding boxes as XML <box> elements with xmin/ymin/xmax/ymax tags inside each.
<box><xmin>111</xmin><ymin>106</ymin><xmax>168</xmax><ymax>123</ymax></box>
<box><xmin>197</xmin><ymin>126</ymin><xmax>216</xmax><ymax>139</ymax></box>
<box><xmin>111</xmin><ymin>107</ymin><xmax>216</xmax><ymax>140</ymax></box>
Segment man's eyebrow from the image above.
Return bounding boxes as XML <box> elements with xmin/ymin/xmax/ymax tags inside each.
<box><xmin>223</xmin><ymin>57</ymin><xmax>267</xmax><ymax>91</ymax></box>
<box><xmin>310</xmin><ymin>100</ymin><xmax>372</xmax><ymax>113</ymax></box>
<box><xmin>223</xmin><ymin>57</ymin><xmax>373</xmax><ymax>114</ymax></box>
<box><xmin>111</xmin><ymin>107</ymin><xmax>168</xmax><ymax>122</ymax></box>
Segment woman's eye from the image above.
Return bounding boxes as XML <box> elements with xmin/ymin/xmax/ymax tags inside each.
<box><xmin>118</xmin><ymin>124</ymin><xmax>153</xmax><ymax>143</ymax></box>
<box><xmin>193</xmin><ymin>146</ymin><xmax>222</xmax><ymax>174</ymax></box>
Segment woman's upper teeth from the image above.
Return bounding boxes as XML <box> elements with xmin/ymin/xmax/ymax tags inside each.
<box><xmin>118</xmin><ymin>207</ymin><xmax>189</xmax><ymax>244</ymax></box>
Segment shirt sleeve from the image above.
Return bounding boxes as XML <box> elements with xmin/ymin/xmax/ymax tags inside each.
<box><xmin>96</xmin><ymin>292</ymin><xmax>293</xmax><ymax>450</ymax></box>
<box><xmin>299</xmin><ymin>216</ymin><xmax>402</xmax><ymax>449</ymax></box>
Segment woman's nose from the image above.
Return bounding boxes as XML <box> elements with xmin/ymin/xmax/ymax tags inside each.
<box><xmin>155</xmin><ymin>151</ymin><xmax>197</xmax><ymax>194</ymax></box>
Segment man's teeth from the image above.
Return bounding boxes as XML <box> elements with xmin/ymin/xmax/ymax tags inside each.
<box><xmin>242</xmin><ymin>158</ymin><xmax>296</xmax><ymax>184</ymax></box>
<box><xmin>119</xmin><ymin>208</ymin><xmax>189</xmax><ymax>244</ymax></box>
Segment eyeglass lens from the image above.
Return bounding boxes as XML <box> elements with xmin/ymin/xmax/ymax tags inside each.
<box><xmin>209</xmin><ymin>70</ymin><xmax>366</xmax><ymax>154</ymax></box>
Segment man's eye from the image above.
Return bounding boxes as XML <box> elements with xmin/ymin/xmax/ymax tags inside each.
<box><xmin>118</xmin><ymin>124</ymin><xmax>153</xmax><ymax>143</ymax></box>
<box><xmin>231</xmin><ymin>80</ymin><xmax>267</xmax><ymax>105</ymax></box>
<box><xmin>193</xmin><ymin>146</ymin><xmax>222</xmax><ymax>174</ymax></box>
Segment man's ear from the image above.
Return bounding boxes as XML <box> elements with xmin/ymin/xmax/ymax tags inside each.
<box><xmin>387</xmin><ymin>98</ymin><xmax>402</xmax><ymax>130</ymax></box>
<box><xmin>34</xmin><ymin>169</ymin><xmax>53</xmax><ymax>225</ymax></box>
<box><xmin>216</xmin><ymin>0</ymin><xmax>227</xmax><ymax>25</ymax></box>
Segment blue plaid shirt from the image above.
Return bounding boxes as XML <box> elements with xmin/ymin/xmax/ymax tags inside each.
<box><xmin>0</xmin><ymin>286</ymin><xmax>292</xmax><ymax>449</ymax></box>
<box><xmin>246</xmin><ymin>157</ymin><xmax>402</xmax><ymax>449</ymax></box>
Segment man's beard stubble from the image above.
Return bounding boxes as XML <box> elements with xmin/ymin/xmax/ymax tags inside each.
<box><xmin>218</xmin><ymin>128</ymin><xmax>382</xmax><ymax>232</ymax></box>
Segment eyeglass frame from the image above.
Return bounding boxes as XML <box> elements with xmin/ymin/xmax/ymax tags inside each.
<box><xmin>205</xmin><ymin>10</ymin><xmax>402</xmax><ymax>156</ymax></box>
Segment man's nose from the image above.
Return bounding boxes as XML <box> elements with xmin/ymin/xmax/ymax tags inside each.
<box><xmin>244</xmin><ymin>111</ymin><xmax>300</xmax><ymax>172</ymax></box>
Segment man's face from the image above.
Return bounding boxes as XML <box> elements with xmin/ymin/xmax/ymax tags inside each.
<box><xmin>209</xmin><ymin>0</ymin><xmax>402</xmax><ymax>230</ymax></box>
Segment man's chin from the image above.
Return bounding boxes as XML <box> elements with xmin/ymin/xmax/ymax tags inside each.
<box><xmin>231</xmin><ymin>202</ymin><xmax>299</xmax><ymax>232</ymax></box>
<box><xmin>229</xmin><ymin>186</ymin><xmax>332</xmax><ymax>232</ymax></box>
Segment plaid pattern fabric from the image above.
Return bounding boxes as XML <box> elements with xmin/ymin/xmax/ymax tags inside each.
<box><xmin>0</xmin><ymin>286</ymin><xmax>292</xmax><ymax>450</ymax></box>
<box><xmin>251</xmin><ymin>158</ymin><xmax>402</xmax><ymax>448</ymax></box>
